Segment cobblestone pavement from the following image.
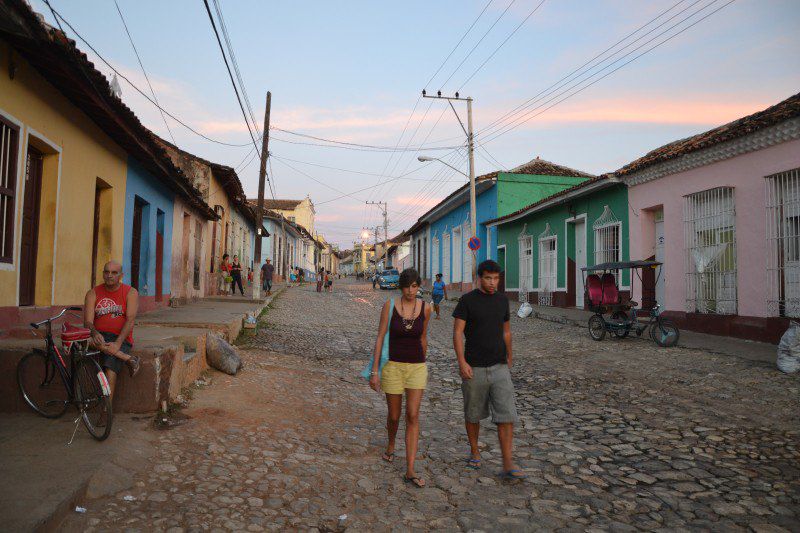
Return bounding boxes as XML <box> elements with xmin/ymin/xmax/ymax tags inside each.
<box><xmin>63</xmin><ymin>279</ymin><xmax>800</xmax><ymax>532</ymax></box>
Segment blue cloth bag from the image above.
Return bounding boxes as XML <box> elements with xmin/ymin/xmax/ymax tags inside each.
<box><xmin>361</xmin><ymin>299</ymin><xmax>394</xmax><ymax>380</ymax></box>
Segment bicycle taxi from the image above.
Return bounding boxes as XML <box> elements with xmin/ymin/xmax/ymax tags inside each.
<box><xmin>581</xmin><ymin>260</ymin><xmax>679</xmax><ymax>347</ymax></box>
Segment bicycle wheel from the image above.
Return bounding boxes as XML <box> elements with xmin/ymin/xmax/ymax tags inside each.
<box><xmin>74</xmin><ymin>357</ymin><xmax>113</xmax><ymax>441</ymax></box>
<box><xmin>17</xmin><ymin>350</ymin><xmax>68</xmax><ymax>418</ymax></box>
<box><xmin>610</xmin><ymin>311</ymin><xmax>630</xmax><ymax>338</ymax></box>
<box><xmin>651</xmin><ymin>319</ymin><xmax>680</xmax><ymax>348</ymax></box>
<box><xmin>588</xmin><ymin>314</ymin><xmax>606</xmax><ymax>341</ymax></box>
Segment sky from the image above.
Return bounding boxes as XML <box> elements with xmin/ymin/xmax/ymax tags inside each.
<box><xmin>31</xmin><ymin>0</ymin><xmax>800</xmax><ymax>248</ymax></box>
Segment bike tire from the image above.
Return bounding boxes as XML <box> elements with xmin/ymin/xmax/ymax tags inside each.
<box><xmin>17</xmin><ymin>350</ymin><xmax>68</xmax><ymax>419</ymax></box>
<box><xmin>651</xmin><ymin>319</ymin><xmax>680</xmax><ymax>348</ymax></box>
<box><xmin>74</xmin><ymin>357</ymin><xmax>113</xmax><ymax>441</ymax></box>
<box><xmin>588</xmin><ymin>314</ymin><xmax>606</xmax><ymax>341</ymax></box>
<box><xmin>610</xmin><ymin>311</ymin><xmax>630</xmax><ymax>338</ymax></box>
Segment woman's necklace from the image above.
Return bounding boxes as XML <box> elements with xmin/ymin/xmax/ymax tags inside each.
<box><xmin>399</xmin><ymin>298</ymin><xmax>417</xmax><ymax>331</ymax></box>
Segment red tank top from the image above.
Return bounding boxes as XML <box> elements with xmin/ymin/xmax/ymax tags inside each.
<box><xmin>93</xmin><ymin>284</ymin><xmax>133</xmax><ymax>345</ymax></box>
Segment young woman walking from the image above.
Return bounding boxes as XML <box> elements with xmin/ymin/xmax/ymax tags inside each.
<box><xmin>369</xmin><ymin>268</ymin><xmax>431</xmax><ymax>488</ymax></box>
<box><xmin>230</xmin><ymin>255</ymin><xmax>245</xmax><ymax>296</ymax></box>
<box><xmin>432</xmin><ymin>273</ymin><xmax>448</xmax><ymax>319</ymax></box>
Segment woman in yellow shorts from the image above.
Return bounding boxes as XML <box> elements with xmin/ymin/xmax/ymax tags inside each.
<box><xmin>369</xmin><ymin>268</ymin><xmax>431</xmax><ymax>488</ymax></box>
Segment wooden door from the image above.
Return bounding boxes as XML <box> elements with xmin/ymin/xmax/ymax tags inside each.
<box><xmin>19</xmin><ymin>147</ymin><xmax>43</xmax><ymax>306</ymax></box>
<box><xmin>130</xmin><ymin>200</ymin><xmax>144</xmax><ymax>290</ymax></box>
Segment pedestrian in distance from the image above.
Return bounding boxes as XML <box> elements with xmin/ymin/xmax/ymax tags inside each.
<box><xmin>230</xmin><ymin>255</ymin><xmax>245</xmax><ymax>296</ymax></box>
<box><xmin>432</xmin><ymin>273</ymin><xmax>448</xmax><ymax>319</ymax></box>
<box><xmin>453</xmin><ymin>259</ymin><xmax>525</xmax><ymax>480</ymax></box>
<box><xmin>220</xmin><ymin>254</ymin><xmax>232</xmax><ymax>295</ymax></box>
<box><xmin>369</xmin><ymin>268</ymin><xmax>432</xmax><ymax>488</ymax></box>
<box><xmin>316</xmin><ymin>267</ymin><xmax>324</xmax><ymax>292</ymax></box>
<box><xmin>261</xmin><ymin>258</ymin><xmax>274</xmax><ymax>296</ymax></box>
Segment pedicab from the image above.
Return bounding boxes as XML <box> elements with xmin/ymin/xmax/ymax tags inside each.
<box><xmin>581</xmin><ymin>260</ymin><xmax>679</xmax><ymax>347</ymax></box>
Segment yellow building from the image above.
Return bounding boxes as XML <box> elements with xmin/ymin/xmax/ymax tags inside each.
<box><xmin>0</xmin><ymin>1</ymin><xmax>210</xmax><ymax>328</ymax></box>
<box><xmin>255</xmin><ymin>197</ymin><xmax>316</xmax><ymax>236</ymax></box>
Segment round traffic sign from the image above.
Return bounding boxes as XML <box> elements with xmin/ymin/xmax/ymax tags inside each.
<box><xmin>468</xmin><ymin>236</ymin><xmax>481</xmax><ymax>251</ymax></box>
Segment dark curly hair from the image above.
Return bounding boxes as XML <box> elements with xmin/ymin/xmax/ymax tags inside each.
<box><xmin>399</xmin><ymin>268</ymin><xmax>422</xmax><ymax>289</ymax></box>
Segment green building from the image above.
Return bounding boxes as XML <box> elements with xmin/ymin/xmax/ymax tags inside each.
<box><xmin>486</xmin><ymin>176</ymin><xmax>630</xmax><ymax>308</ymax></box>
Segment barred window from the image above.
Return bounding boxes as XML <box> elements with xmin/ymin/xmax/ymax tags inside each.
<box><xmin>431</xmin><ymin>236</ymin><xmax>439</xmax><ymax>278</ymax></box>
<box><xmin>537</xmin><ymin>223</ymin><xmax>557</xmax><ymax>306</ymax></box>
<box><xmin>766</xmin><ymin>169</ymin><xmax>800</xmax><ymax>317</ymax></box>
<box><xmin>0</xmin><ymin>117</ymin><xmax>20</xmax><ymax>263</ymax></box>
<box><xmin>518</xmin><ymin>229</ymin><xmax>533</xmax><ymax>294</ymax></box>
<box><xmin>684</xmin><ymin>187</ymin><xmax>737</xmax><ymax>314</ymax></box>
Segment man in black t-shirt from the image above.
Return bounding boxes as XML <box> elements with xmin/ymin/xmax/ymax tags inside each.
<box><xmin>453</xmin><ymin>259</ymin><xmax>525</xmax><ymax>480</ymax></box>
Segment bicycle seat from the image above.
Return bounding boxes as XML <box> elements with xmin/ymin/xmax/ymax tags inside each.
<box><xmin>62</xmin><ymin>322</ymin><xmax>91</xmax><ymax>341</ymax></box>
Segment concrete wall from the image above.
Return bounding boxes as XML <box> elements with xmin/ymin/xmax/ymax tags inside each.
<box><xmin>627</xmin><ymin>138</ymin><xmax>800</xmax><ymax>320</ymax></box>
<box><xmin>123</xmin><ymin>157</ymin><xmax>174</xmax><ymax>311</ymax></box>
<box><xmin>0</xmin><ymin>39</ymin><xmax>127</xmax><ymax>322</ymax></box>
<box><xmin>170</xmin><ymin>198</ymin><xmax>208</xmax><ymax>302</ymax></box>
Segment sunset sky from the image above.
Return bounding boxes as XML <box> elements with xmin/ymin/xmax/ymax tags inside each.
<box><xmin>31</xmin><ymin>0</ymin><xmax>800</xmax><ymax>247</ymax></box>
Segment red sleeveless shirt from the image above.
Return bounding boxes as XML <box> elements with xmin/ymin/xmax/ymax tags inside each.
<box><xmin>93</xmin><ymin>284</ymin><xmax>133</xmax><ymax>345</ymax></box>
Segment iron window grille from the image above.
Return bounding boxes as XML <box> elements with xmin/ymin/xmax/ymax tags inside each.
<box><xmin>594</xmin><ymin>205</ymin><xmax>621</xmax><ymax>265</ymax></box>
<box><xmin>766</xmin><ymin>168</ymin><xmax>800</xmax><ymax>317</ymax></box>
<box><xmin>538</xmin><ymin>223</ymin><xmax>557</xmax><ymax>306</ymax></box>
<box><xmin>518</xmin><ymin>223</ymin><xmax>532</xmax><ymax>304</ymax></box>
<box><xmin>683</xmin><ymin>186</ymin><xmax>737</xmax><ymax>315</ymax></box>
<box><xmin>432</xmin><ymin>237</ymin><xmax>439</xmax><ymax>279</ymax></box>
<box><xmin>442</xmin><ymin>231</ymin><xmax>451</xmax><ymax>284</ymax></box>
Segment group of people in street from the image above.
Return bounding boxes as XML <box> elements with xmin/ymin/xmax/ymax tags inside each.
<box><xmin>219</xmin><ymin>253</ymin><xmax>246</xmax><ymax>296</ymax></box>
<box><xmin>316</xmin><ymin>267</ymin><xmax>334</xmax><ymax>293</ymax></box>
<box><xmin>367</xmin><ymin>260</ymin><xmax>524</xmax><ymax>488</ymax></box>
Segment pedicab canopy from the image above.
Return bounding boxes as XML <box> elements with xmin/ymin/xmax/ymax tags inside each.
<box><xmin>581</xmin><ymin>260</ymin><xmax>661</xmax><ymax>272</ymax></box>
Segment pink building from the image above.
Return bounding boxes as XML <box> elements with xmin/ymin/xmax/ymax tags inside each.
<box><xmin>619</xmin><ymin>93</ymin><xmax>800</xmax><ymax>343</ymax></box>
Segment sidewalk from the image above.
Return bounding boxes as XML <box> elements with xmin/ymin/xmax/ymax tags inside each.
<box><xmin>0</xmin><ymin>287</ymin><xmax>283</xmax><ymax>532</ymax></box>
<box><xmin>438</xmin><ymin>290</ymin><xmax>777</xmax><ymax>364</ymax></box>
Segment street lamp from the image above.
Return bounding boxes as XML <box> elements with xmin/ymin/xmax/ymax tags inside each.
<box><xmin>417</xmin><ymin>156</ymin><xmax>469</xmax><ymax>179</ymax></box>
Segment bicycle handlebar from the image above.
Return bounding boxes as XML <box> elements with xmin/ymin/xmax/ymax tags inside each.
<box><xmin>29</xmin><ymin>306</ymin><xmax>83</xmax><ymax>329</ymax></box>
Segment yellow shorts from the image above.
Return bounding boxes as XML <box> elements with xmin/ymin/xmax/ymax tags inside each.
<box><xmin>380</xmin><ymin>361</ymin><xmax>427</xmax><ymax>394</ymax></box>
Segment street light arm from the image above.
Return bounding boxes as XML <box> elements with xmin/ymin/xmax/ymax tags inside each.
<box><xmin>417</xmin><ymin>156</ymin><xmax>469</xmax><ymax>179</ymax></box>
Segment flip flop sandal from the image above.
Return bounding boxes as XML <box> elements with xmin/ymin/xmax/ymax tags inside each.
<box><xmin>127</xmin><ymin>355</ymin><xmax>141</xmax><ymax>378</ymax></box>
<box><xmin>381</xmin><ymin>451</ymin><xmax>395</xmax><ymax>462</ymax></box>
<box><xmin>403</xmin><ymin>475</ymin><xmax>426</xmax><ymax>488</ymax></box>
<box><xmin>466</xmin><ymin>458</ymin><xmax>482</xmax><ymax>470</ymax></box>
<box><xmin>498</xmin><ymin>469</ymin><xmax>527</xmax><ymax>481</ymax></box>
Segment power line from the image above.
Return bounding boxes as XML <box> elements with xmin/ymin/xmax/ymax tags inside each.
<box><xmin>438</xmin><ymin>0</ymin><xmax>516</xmax><ymax>91</ymax></box>
<box><xmin>42</xmin><ymin>2</ymin><xmax>254</xmax><ymax>148</ymax></box>
<box><xmin>270</xmin><ymin>126</ymin><xmax>457</xmax><ymax>152</ymax></box>
<box><xmin>269</xmin><ymin>133</ymin><xmax>462</xmax><ymax>153</ymax></box>
<box><xmin>271</xmin><ymin>157</ymin><xmax>365</xmax><ymax>203</ymax></box>
<box><xmin>112</xmin><ymin>0</ymin><xmax>175</xmax><ymax>144</ymax></box>
<box><xmin>268</xmin><ymin>154</ymin><xmax>462</xmax><ymax>182</ymax></box>
<box><xmin>202</xmin><ymin>0</ymin><xmax>262</xmax><ymax>156</ymax></box>
<box><xmin>424</xmin><ymin>0</ymin><xmax>495</xmax><ymax>90</ymax></box>
<box><xmin>476</xmin><ymin>0</ymin><xmax>697</xmax><ymax>137</ymax></box>
<box><xmin>458</xmin><ymin>0</ymin><xmax>548</xmax><ymax>91</ymax></box>
<box><xmin>483</xmin><ymin>0</ymin><xmax>735</xmax><ymax>145</ymax></box>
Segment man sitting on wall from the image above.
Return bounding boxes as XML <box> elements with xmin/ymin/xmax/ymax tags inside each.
<box><xmin>84</xmin><ymin>260</ymin><xmax>140</xmax><ymax>402</ymax></box>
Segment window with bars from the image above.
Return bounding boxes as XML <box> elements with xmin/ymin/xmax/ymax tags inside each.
<box><xmin>0</xmin><ymin>118</ymin><xmax>20</xmax><ymax>263</ymax></box>
<box><xmin>432</xmin><ymin>237</ymin><xmax>439</xmax><ymax>277</ymax></box>
<box><xmin>766</xmin><ymin>169</ymin><xmax>800</xmax><ymax>317</ymax></box>
<box><xmin>538</xmin><ymin>237</ymin><xmax>557</xmax><ymax>292</ymax></box>
<box><xmin>518</xmin><ymin>230</ymin><xmax>533</xmax><ymax>294</ymax></box>
<box><xmin>684</xmin><ymin>187</ymin><xmax>737</xmax><ymax>314</ymax></box>
<box><xmin>193</xmin><ymin>220</ymin><xmax>202</xmax><ymax>289</ymax></box>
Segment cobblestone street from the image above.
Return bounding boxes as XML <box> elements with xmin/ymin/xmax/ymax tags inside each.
<box><xmin>63</xmin><ymin>279</ymin><xmax>799</xmax><ymax>532</ymax></box>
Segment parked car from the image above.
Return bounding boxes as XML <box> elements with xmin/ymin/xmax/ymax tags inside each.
<box><xmin>378</xmin><ymin>269</ymin><xmax>400</xmax><ymax>290</ymax></box>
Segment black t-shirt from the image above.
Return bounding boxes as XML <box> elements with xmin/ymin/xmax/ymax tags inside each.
<box><xmin>452</xmin><ymin>289</ymin><xmax>510</xmax><ymax>367</ymax></box>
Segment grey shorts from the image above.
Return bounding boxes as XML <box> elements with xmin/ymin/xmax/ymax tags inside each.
<box><xmin>461</xmin><ymin>363</ymin><xmax>518</xmax><ymax>424</ymax></box>
<box><xmin>99</xmin><ymin>332</ymin><xmax>132</xmax><ymax>375</ymax></box>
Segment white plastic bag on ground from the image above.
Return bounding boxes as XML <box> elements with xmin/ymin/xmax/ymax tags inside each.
<box><xmin>206</xmin><ymin>333</ymin><xmax>243</xmax><ymax>375</ymax></box>
<box><xmin>777</xmin><ymin>321</ymin><xmax>800</xmax><ymax>374</ymax></box>
<box><xmin>517</xmin><ymin>302</ymin><xmax>533</xmax><ymax>319</ymax></box>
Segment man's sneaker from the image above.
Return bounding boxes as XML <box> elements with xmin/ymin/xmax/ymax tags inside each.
<box><xmin>127</xmin><ymin>355</ymin><xmax>141</xmax><ymax>377</ymax></box>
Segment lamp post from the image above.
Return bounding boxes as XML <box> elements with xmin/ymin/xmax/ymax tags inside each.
<box><xmin>418</xmin><ymin>93</ymin><xmax>476</xmax><ymax>288</ymax></box>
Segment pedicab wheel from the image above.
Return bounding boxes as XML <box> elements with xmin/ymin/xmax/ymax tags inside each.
<box><xmin>610</xmin><ymin>311</ymin><xmax>630</xmax><ymax>338</ymax></box>
<box><xmin>651</xmin><ymin>319</ymin><xmax>680</xmax><ymax>348</ymax></box>
<box><xmin>588</xmin><ymin>314</ymin><xmax>606</xmax><ymax>341</ymax></box>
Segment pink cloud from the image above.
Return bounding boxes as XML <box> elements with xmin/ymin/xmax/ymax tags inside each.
<box><xmin>393</xmin><ymin>195</ymin><xmax>442</xmax><ymax>209</ymax></box>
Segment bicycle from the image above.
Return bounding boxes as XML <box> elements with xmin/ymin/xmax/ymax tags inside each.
<box><xmin>589</xmin><ymin>303</ymin><xmax>680</xmax><ymax>347</ymax></box>
<box><xmin>16</xmin><ymin>307</ymin><xmax>113</xmax><ymax>441</ymax></box>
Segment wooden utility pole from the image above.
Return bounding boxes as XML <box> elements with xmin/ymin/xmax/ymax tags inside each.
<box><xmin>252</xmin><ymin>91</ymin><xmax>271</xmax><ymax>300</ymax></box>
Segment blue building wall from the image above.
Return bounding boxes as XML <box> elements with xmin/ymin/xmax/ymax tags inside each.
<box><xmin>122</xmin><ymin>157</ymin><xmax>175</xmax><ymax>297</ymax></box>
<box><xmin>426</xmin><ymin>185</ymin><xmax>498</xmax><ymax>281</ymax></box>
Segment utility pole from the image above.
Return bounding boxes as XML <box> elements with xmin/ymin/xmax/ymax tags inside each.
<box><xmin>422</xmin><ymin>90</ymin><xmax>477</xmax><ymax>283</ymax></box>
<box><xmin>252</xmin><ymin>91</ymin><xmax>271</xmax><ymax>300</ymax></box>
<box><xmin>367</xmin><ymin>201</ymin><xmax>389</xmax><ymax>268</ymax></box>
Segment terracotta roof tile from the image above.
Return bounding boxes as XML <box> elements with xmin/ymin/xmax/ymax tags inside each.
<box><xmin>616</xmin><ymin>92</ymin><xmax>800</xmax><ymax>177</ymax></box>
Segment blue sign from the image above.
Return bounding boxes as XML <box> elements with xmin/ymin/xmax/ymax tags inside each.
<box><xmin>468</xmin><ymin>236</ymin><xmax>481</xmax><ymax>251</ymax></box>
